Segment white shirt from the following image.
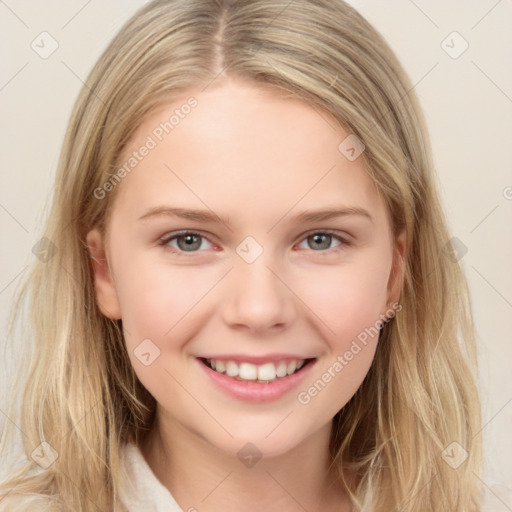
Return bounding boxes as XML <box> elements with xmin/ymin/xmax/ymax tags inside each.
<box><xmin>116</xmin><ymin>442</ymin><xmax>183</xmax><ymax>512</ymax></box>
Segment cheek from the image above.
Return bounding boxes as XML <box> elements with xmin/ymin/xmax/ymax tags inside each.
<box><xmin>113</xmin><ymin>250</ymin><xmax>219</xmax><ymax>343</ymax></box>
<box><xmin>292</xmin><ymin>252</ymin><xmax>390</xmax><ymax>415</ymax></box>
<box><xmin>296</xmin><ymin>250</ymin><xmax>391</xmax><ymax>346</ymax></box>
<box><xmin>113</xmin><ymin>254</ymin><xmax>218</xmax><ymax>411</ymax></box>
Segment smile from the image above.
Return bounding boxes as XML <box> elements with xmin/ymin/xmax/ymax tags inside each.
<box><xmin>197</xmin><ymin>356</ymin><xmax>316</xmax><ymax>401</ymax></box>
<box><xmin>202</xmin><ymin>358</ymin><xmax>309</xmax><ymax>383</ymax></box>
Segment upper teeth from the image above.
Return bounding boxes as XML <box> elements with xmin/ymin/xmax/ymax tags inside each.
<box><xmin>207</xmin><ymin>359</ymin><xmax>305</xmax><ymax>382</ymax></box>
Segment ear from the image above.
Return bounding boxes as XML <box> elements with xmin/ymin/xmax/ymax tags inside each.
<box><xmin>386</xmin><ymin>228</ymin><xmax>407</xmax><ymax>306</ymax></box>
<box><xmin>86</xmin><ymin>228</ymin><xmax>122</xmax><ymax>320</ymax></box>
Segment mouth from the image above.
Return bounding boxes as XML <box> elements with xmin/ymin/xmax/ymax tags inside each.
<box><xmin>198</xmin><ymin>357</ymin><xmax>315</xmax><ymax>384</ymax></box>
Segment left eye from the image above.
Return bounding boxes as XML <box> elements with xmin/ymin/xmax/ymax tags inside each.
<box><xmin>161</xmin><ymin>232</ymin><xmax>214</xmax><ymax>252</ymax></box>
<box><xmin>297</xmin><ymin>232</ymin><xmax>346</xmax><ymax>251</ymax></box>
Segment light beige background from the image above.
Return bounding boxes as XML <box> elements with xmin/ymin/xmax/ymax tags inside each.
<box><xmin>1</xmin><ymin>0</ymin><xmax>511</xmax><ymax>507</ymax></box>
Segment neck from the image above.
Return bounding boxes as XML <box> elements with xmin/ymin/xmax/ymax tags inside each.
<box><xmin>140</xmin><ymin>410</ymin><xmax>352</xmax><ymax>512</ymax></box>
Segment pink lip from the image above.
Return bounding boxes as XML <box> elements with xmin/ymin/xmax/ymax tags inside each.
<box><xmin>196</xmin><ymin>357</ymin><xmax>316</xmax><ymax>402</ymax></box>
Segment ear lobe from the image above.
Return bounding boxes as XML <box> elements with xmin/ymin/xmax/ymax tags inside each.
<box><xmin>387</xmin><ymin>229</ymin><xmax>407</xmax><ymax>306</ymax></box>
<box><xmin>86</xmin><ymin>228</ymin><xmax>122</xmax><ymax>320</ymax></box>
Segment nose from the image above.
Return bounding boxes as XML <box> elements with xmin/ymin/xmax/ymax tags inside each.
<box><xmin>221</xmin><ymin>254</ymin><xmax>297</xmax><ymax>334</ymax></box>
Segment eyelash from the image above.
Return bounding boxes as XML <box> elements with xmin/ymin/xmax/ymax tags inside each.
<box><xmin>158</xmin><ymin>230</ymin><xmax>351</xmax><ymax>255</ymax></box>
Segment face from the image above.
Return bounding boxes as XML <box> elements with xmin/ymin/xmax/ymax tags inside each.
<box><xmin>87</xmin><ymin>77</ymin><xmax>404</xmax><ymax>458</ymax></box>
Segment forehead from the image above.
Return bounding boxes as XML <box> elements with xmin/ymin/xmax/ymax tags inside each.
<box><xmin>110</xmin><ymin>78</ymin><xmax>386</xmax><ymax>229</ymax></box>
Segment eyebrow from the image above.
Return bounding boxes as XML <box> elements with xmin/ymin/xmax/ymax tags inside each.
<box><xmin>138</xmin><ymin>206</ymin><xmax>373</xmax><ymax>225</ymax></box>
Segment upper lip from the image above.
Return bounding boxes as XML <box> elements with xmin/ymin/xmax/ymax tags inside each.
<box><xmin>197</xmin><ymin>354</ymin><xmax>315</xmax><ymax>364</ymax></box>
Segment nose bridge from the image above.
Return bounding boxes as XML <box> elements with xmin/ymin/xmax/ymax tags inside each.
<box><xmin>222</xmin><ymin>237</ymin><xmax>295</xmax><ymax>331</ymax></box>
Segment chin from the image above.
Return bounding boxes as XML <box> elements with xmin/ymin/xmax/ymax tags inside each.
<box><xmin>198</xmin><ymin>423</ymin><xmax>315</xmax><ymax>462</ymax></box>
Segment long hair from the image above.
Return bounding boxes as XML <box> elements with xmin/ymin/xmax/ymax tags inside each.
<box><xmin>0</xmin><ymin>1</ymin><xmax>482</xmax><ymax>510</ymax></box>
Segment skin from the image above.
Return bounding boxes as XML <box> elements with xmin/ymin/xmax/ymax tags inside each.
<box><xmin>87</xmin><ymin>77</ymin><xmax>405</xmax><ymax>512</ymax></box>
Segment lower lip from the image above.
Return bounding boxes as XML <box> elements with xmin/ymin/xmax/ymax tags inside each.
<box><xmin>197</xmin><ymin>358</ymin><xmax>315</xmax><ymax>402</ymax></box>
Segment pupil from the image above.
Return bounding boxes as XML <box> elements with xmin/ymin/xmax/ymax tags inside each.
<box><xmin>178</xmin><ymin>234</ymin><xmax>200</xmax><ymax>251</ymax></box>
<box><xmin>310</xmin><ymin>234</ymin><xmax>331</xmax><ymax>250</ymax></box>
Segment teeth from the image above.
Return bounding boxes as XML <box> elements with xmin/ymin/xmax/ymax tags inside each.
<box><xmin>257</xmin><ymin>363</ymin><xmax>276</xmax><ymax>381</ymax></box>
<box><xmin>206</xmin><ymin>358</ymin><xmax>306</xmax><ymax>382</ymax></box>
<box><xmin>239</xmin><ymin>362</ymin><xmax>258</xmax><ymax>380</ymax></box>
<box><xmin>276</xmin><ymin>362</ymin><xmax>288</xmax><ymax>378</ymax></box>
<box><xmin>226</xmin><ymin>361</ymin><xmax>239</xmax><ymax>377</ymax></box>
<box><xmin>287</xmin><ymin>361</ymin><xmax>297</xmax><ymax>375</ymax></box>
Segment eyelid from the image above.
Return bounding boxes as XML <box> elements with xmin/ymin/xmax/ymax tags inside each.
<box><xmin>299</xmin><ymin>228</ymin><xmax>352</xmax><ymax>242</ymax></box>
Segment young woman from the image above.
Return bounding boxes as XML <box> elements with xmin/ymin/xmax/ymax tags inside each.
<box><xmin>0</xmin><ymin>1</ymin><xmax>483</xmax><ymax>510</ymax></box>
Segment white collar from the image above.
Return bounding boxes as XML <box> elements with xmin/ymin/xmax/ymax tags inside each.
<box><xmin>116</xmin><ymin>442</ymin><xmax>183</xmax><ymax>512</ymax></box>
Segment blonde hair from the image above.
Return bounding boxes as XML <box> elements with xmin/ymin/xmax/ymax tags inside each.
<box><xmin>0</xmin><ymin>0</ymin><xmax>483</xmax><ymax>510</ymax></box>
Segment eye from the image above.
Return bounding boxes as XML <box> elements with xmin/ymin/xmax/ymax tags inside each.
<box><xmin>297</xmin><ymin>231</ymin><xmax>349</xmax><ymax>252</ymax></box>
<box><xmin>160</xmin><ymin>231</ymin><xmax>214</xmax><ymax>253</ymax></box>
<box><xmin>159</xmin><ymin>229</ymin><xmax>350</xmax><ymax>255</ymax></box>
